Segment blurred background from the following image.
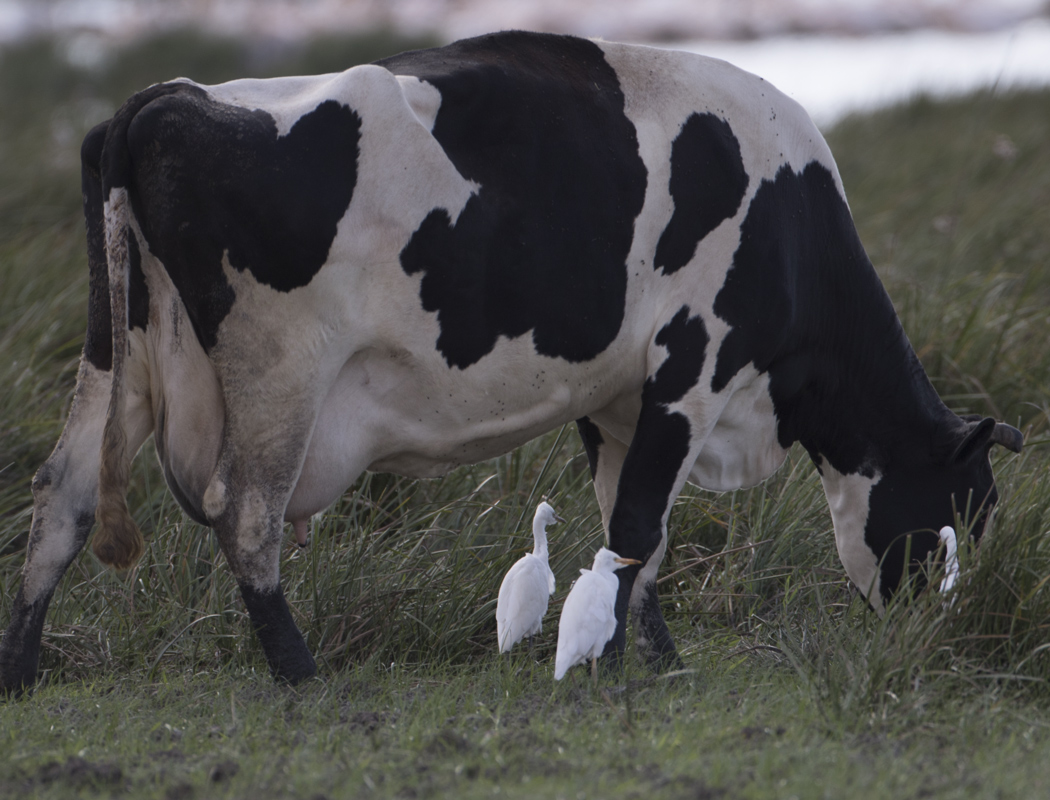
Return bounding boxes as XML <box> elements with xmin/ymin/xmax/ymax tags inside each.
<box><xmin>1</xmin><ymin>0</ymin><xmax>1049</xmax><ymax>125</ymax></box>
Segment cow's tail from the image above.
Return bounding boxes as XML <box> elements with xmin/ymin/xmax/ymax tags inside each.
<box><xmin>93</xmin><ymin>182</ymin><xmax>143</xmax><ymax>570</ymax></box>
<box><xmin>91</xmin><ymin>84</ymin><xmax>192</xmax><ymax>570</ymax></box>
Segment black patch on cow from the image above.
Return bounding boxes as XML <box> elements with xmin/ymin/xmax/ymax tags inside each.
<box><xmin>239</xmin><ymin>584</ymin><xmax>317</xmax><ymax>684</ymax></box>
<box><xmin>654</xmin><ymin>112</ymin><xmax>749</xmax><ymax>274</ymax></box>
<box><xmin>605</xmin><ymin>306</ymin><xmax>708</xmax><ymax>665</ymax></box>
<box><xmin>576</xmin><ymin>416</ymin><xmax>604</xmax><ymax>480</ymax></box>
<box><xmin>610</xmin><ymin>306</ymin><xmax>707</xmax><ymax>552</ymax></box>
<box><xmin>379</xmin><ymin>31</ymin><xmax>647</xmax><ymax>369</ymax></box>
<box><xmin>866</xmin><ymin>418</ymin><xmax>999</xmax><ymax>602</ymax></box>
<box><xmin>82</xmin><ymin>120</ymin><xmax>113</xmax><ymax>372</ymax></box>
<box><xmin>646</xmin><ymin>306</ymin><xmax>710</xmax><ymax>407</ymax></box>
<box><xmin>710</xmin><ymin>161</ymin><xmax>948</xmax><ymax>476</ymax></box>
<box><xmin>708</xmin><ymin>160</ymin><xmax>1004</xmax><ymax>605</ymax></box>
<box><xmin>104</xmin><ymin>82</ymin><xmax>361</xmax><ymax>352</ymax></box>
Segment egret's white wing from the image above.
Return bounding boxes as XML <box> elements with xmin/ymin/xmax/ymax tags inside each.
<box><xmin>497</xmin><ymin>554</ymin><xmax>552</xmax><ymax>653</ymax></box>
<box><xmin>554</xmin><ymin>570</ymin><xmax>618</xmax><ymax>679</ymax></box>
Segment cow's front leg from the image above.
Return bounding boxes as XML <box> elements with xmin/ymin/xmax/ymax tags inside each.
<box><xmin>206</xmin><ymin>458</ymin><xmax>316</xmax><ymax>685</ymax></box>
<box><xmin>604</xmin><ymin>413</ymin><xmax>689</xmax><ymax>672</ymax></box>
<box><xmin>603</xmin><ymin>308</ymin><xmax>710</xmax><ymax>671</ymax></box>
<box><xmin>238</xmin><ymin>579</ymin><xmax>315</xmax><ymax>684</ymax></box>
<box><xmin>582</xmin><ymin>411</ymin><xmax>692</xmax><ymax>672</ymax></box>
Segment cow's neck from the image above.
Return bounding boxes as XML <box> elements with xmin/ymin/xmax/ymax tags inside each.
<box><xmin>768</xmin><ymin>244</ymin><xmax>955</xmax><ymax>613</ymax></box>
<box><xmin>767</xmin><ymin>234</ymin><xmax>954</xmax><ymax>481</ymax></box>
<box><xmin>787</xmin><ymin>321</ymin><xmax>949</xmax><ymax>615</ymax></box>
<box><xmin>798</xmin><ymin>341</ymin><xmax>951</xmax><ymax>478</ymax></box>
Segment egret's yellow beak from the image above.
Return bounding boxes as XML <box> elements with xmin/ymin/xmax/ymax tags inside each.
<box><xmin>614</xmin><ymin>557</ymin><xmax>642</xmax><ymax>565</ymax></box>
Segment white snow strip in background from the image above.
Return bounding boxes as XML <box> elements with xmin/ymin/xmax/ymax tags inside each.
<box><xmin>666</xmin><ymin>18</ymin><xmax>1050</xmax><ymax>126</ymax></box>
<box><xmin>1</xmin><ymin>0</ymin><xmax>1047</xmax><ymax>44</ymax></box>
<box><xmin>2</xmin><ymin>1</ymin><xmax>1049</xmax><ymax>127</ymax></box>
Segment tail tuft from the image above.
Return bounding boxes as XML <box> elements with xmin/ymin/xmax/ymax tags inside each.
<box><xmin>92</xmin><ymin>505</ymin><xmax>144</xmax><ymax>570</ymax></box>
<box><xmin>93</xmin><ymin>416</ymin><xmax>144</xmax><ymax>570</ymax></box>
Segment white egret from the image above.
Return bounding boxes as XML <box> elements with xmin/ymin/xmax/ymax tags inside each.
<box><xmin>554</xmin><ymin>547</ymin><xmax>641</xmax><ymax>682</ymax></box>
<box><xmin>496</xmin><ymin>501</ymin><xmax>564</xmax><ymax>653</ymax></box>
<box><xmin>938</xmin><ymin>525</ymin><xmax>959</xmax><ymax>592</ymax></box>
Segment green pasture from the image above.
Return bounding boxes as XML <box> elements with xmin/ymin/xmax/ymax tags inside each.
<box><xmin>1</xmin><ymin>30</ymin><xmax>1049</xmax><ymax>799</ymax></box>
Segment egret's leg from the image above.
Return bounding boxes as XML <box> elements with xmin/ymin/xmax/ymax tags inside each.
<box><xmin>591</xmin><ymin>656</ymin><xmax>598</xmax><ymax>686</ymax></box>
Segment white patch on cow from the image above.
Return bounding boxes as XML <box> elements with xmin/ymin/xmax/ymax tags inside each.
<box><xmin>199</xmin><ymin>73</ymin><xmax>355</xmax><ymax>137</ymax></box>
<box><xmin>599</xmin><ymin>39</ymin><xmax>844</xmax><ymax>208</ymax></box>
<box><xmin>687</xmin><ymin>368</ymin><xmax>788</xmax><ymax>491</ymax></box>
<box><xmin>818</xmin><ymin>459</ymin><xmax>884</xmax><ymax>615</ymax></box>
<box><xmin>395</xmin><ymin>75</ymin><xmax>442</xmax><ymax>131</ymax></box>
<box><xmin>330</xmin><ymin>66</ymin><xmax>479</xmax><ymax>274</ymax></box>
<box><xmin>292</xmin><ymin>330</ymin><xmax>597</xmax><ymax>519</ymax></box>
<box><xmin>103</xmin><ymin>188</ymin><xmax>129</xmax><ymax>303</ymax></box>
<box><xmin>205</xmin><ymin>252</ymin><xmax>345</xmax><ymax>528</ymax></box>
<box><xmin>202</xmin><ymin>478</ymin><xmax>227</xmax><ymax>521</ymax></box>
<box><xmin>587</xmin><ymin>426</ymin><xmax>631</xmax><ymax>541</ymax></box>
<box><xmin>236</xmin><ymin>488</ymin><xmax>271</xmax><ymax>552</ymax></box>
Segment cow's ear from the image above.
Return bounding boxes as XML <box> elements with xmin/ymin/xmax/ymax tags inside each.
<box><xmin>951</xmin><ymin>417</ymin><xmax>996</xmax><ymax>463</ymax></box>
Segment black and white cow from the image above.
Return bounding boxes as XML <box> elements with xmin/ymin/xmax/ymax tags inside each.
<box><xmin>0</xmin><ymin>31</ymin><xmax>1023</xmax><ymax>693</ymax></box>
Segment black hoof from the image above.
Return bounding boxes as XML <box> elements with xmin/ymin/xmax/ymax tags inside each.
<box><xmin>240</xmin><ymin>583</ymin><xmax>317</xmax><ymax>686</ymax></box>
<box><xmin>275</xmin><ymin>653</ymin><xmax>318</xmax><ymax>686</ymax></box>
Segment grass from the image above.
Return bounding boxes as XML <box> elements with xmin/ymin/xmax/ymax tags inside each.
<box><xmin>1</xmin><ymin>29</ymin><xmax>1049</xmax><ymax>799</ymax></box>
<box><xmin>5</xmin><ymin>662</ymin><xmax>1050</xmax><ymax>799</ymax></box>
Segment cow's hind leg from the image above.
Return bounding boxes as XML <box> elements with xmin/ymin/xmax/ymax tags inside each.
<box><xmin>205</xmin><ymin>460</ymin><xmax>317</xmax><ymax>684</ymax></box>
<box><xmin>603</xmin><ymin>307</ymin><xmax>711</xmax><ymax>671</ymax></box>
<box><xmin>202</xmin><ymin>400</ymin><xmax>320</xmax><ymax>684</ymax></box>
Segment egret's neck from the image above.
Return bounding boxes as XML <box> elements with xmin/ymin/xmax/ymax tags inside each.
<box><xmin>532</xmin><ymin>527</ymin><xmax>549</xmax><ymax>560</ymax></box>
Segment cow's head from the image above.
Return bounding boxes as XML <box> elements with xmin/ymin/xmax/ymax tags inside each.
<box><xmin>864</xmin><ymin>415</ymin><xmax>1023</xmax><ymax>606</ymax></box>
